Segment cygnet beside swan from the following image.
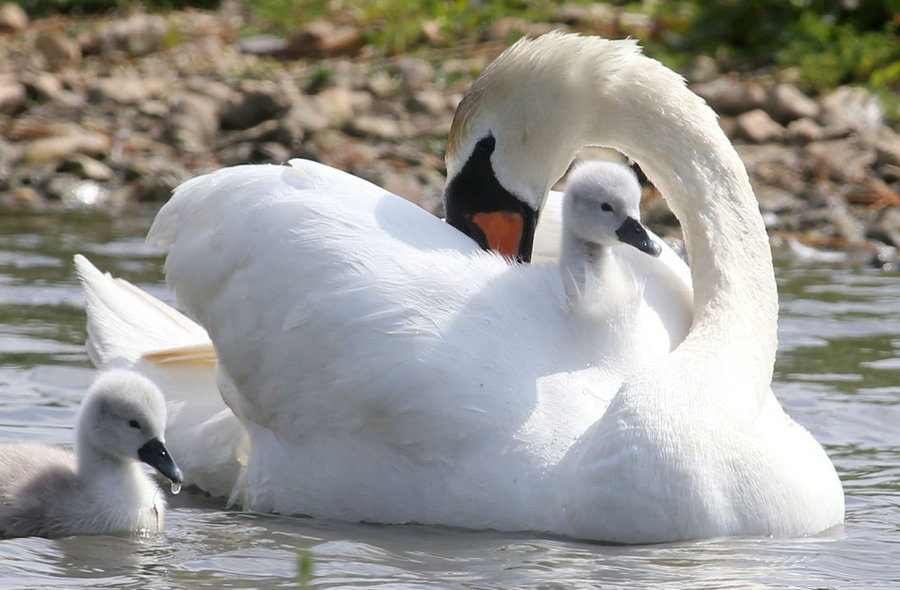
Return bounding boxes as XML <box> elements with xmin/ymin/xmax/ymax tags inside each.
<box><xmin>559</xmin><ymin>160</ymin><xmax>661</xmax><ymax>299</ymax></box>
<box><xmin>0</xmin><ymin>370</ymin><xmax>183</xmax><ymax>539</ymax></box>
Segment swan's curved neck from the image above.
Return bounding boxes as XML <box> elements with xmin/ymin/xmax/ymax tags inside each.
<box><xmin>586</xmin><ymin>54</ymin><xmax>778</xmax><ymax>387</ymax></box>
<box><xmin>505</xmin><ymin>40</ymin><xmax>779</xmax><ymax>389</ymax></box>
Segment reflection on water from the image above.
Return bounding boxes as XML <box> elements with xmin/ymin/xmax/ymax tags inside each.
<box><xmin>0</xmin><ymin>209</ymin><xmax>899</xmax><ymax>589</ymax></box>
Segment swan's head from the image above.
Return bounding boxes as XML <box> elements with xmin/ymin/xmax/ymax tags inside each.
<box><xmin>563</xmin><ymin>160</ymin><xmax>660</xmax><ymax>257</ymax></box>
<box><xmin>76</xmin><ymin>370</ymin><xmax>183</xmax><ymax>484</ymax></box>
<box><xmin>443</xmin><ymin>32</ymin><xmax>642</xmax><ymax>262</ymax></box>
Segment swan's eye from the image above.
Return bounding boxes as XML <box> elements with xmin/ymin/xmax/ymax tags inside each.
<box><xmin>600</xmin><ymin>203</ymin><xmax>613</xmax><ymax>212</ymax></box>
<box><xmin>129</xmin><ymin>419</ymin><xmax>141</xmax><ymax>429</ymax></box>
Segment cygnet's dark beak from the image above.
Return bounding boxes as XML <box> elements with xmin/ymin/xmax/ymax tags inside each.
<box><xmin>138</xmin><ymin>437</ymin><xmax>183</xmax><ymax>484</ymax></box>
<box><xmin>616</xmin><ymin>217</ymin><xmax>662</xmax><ymax>257</ymax></box>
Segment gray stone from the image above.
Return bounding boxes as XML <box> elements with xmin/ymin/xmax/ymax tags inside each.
<box><xmin>406</xmin><ymin>89</ymin><xmax>447</xmax><ymax>116</ymax></box>
<box><xmin>185</xmin><ymin>77</ymin><xmax>238</xmax><ymax>111</ymax></box>
<box><xmin>735</xmin><ymin>109</ymin><xmax>785</xmax><ymax>143</ymax></box>
<box><xmin>165</xmin><ymin>92</ymin><xmax>219</xmax><ymax>152</ymax></box>
<box><xmin>127</xmin><ymin>176</ymin><xmax>177</xmax><ymax>203</ymax></box>
<box><xmin>684</xmin><ymin>55</ymin><xmax>719</xmax><ymax>84</ymax></box>
<box><xmin>755</xmin><ymin>186</ymin><xmax>804</xmax><ymax>213</ymax></box>
<box><xmin>552</xmin><ymin>3</ymin><xmax>617</xmax><ymax>26</ymax></box>
<box><xmin>87</xmin><ymin>76</ymin><xmax>153</xmax><ymax>105</ymax></box>
<box><xmin>312</xmin><ymin>86</ymin><xmax>371</xmax><ymax>129</ymax></box>
<box><xmin>806</xmin><ymin>139</ymin><xmax>877</xmax><ymax>183</ymax></box>
<box><xmin>693</xmin><ymin>76</ymin><xmax>765</xmax><ymax>115</ymax></box>
<box><xmin>0</xmin><ymin>2</ymin><xmax>27</xmax><ymax>33</ymax></box>
<box><xmin>873</xmin><ymin>127</ymin><xmax>900</xmax><ymax>169</ymax></box>
<box><xmin>0</xmin><ymin>78</ymin><xmax>26</xmax><ymax>114</ymax></box>
<box><xmin>238</xmin><ymin>34</ymin><xmax>287</xmax><ymax>57</ymax></box>
<box><xmin>282</xmin><ymin>97</ymin><xmax>331</xmax><ymax>134</ymax></box>
<box><xmin>22</xmin><ymin>129</ymin><xmax>111</xmax><ymax>163</ymax></box>
<box><xmin>57</xmin><ymin>154</ymin><xmax>115</xmax><ymax>181</ymax></box>
<box><xmin>767</xmin><ymin>83</ymin><xmax>819</xmax><ymax>123</ymax></box>
<box><xmin>786</xmin><ymin>117</ymin><xmax>824</xmax><ymax>144</ymax></box>
<box><xmin>35</xmin><ymin>32</ymin><xmax>81</xmax><ymax>71</ymax></box>
<box><xmin>228</xmin><ymin>118</ymin><xmax>301</xmax><ymax>148</ymax></box>
<box><xmin>101</xmin><ymin>14</ymin><xmax>167</xmax><ymax>57</ymax></box>
<box><xmin>869</xmin><ymin>208</ymin><xmax>900</xmax><ymax>249</ymax></box>
<box><xmin>392</xmin><ymin>57</ymin><xmax>433</xmax><ymax>92</ymax></box>
<box><xmin>366</xmin><ymin>70</ymin><xmax>400</xmax><ymax>99</ymax></box>
<box><xmin>346</xmin><ymin>115</ymin><xmax>404</xmax><ymax>140</ymax></box>
<box><xmin>20</xmin><ymin>72</ymin><xmax>63</xmax><ymax>102</ymax></box>
<box><xmin>819</xmin><ymin>86</ymin><xmax>883</xmax><ymax>136</ymax></box>
<box><xmin>287</xmin><ymin>20</ymin><xmax>364</xmax><ymax>58</ymax></box>
<box><xmin>221</xmin><ymin>80</ymin><xmax>292</xmax><ymax>130</ymax></box>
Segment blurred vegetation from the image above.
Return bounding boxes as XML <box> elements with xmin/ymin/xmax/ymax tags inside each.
<box><xmin>11</xmin><ymin>0</ymin><xmax>218</xmax><ymax>14</ymax></box>
<box><xmin>246</xmin><ymin>0</ymin><xmax>899</xmax><ymax>97</ymax></box>
<box><xmin>10</xmin><ymin>0</ymin><xmax>900</xmax><ymax>100</ymax></box>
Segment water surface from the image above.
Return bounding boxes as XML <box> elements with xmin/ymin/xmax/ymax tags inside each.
<box><xmin>0</xmin><ymin>209</ymin><xmax>898</xmax><ymax>589</ymax></box>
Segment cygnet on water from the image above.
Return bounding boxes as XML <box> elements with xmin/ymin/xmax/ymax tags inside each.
<box><xmin>560</xmin><ymin>160</ymin><xmax>662</xmax><ymax>298</ymax></box>
<box><xmin>0</xmin><ymin>370</ymin><xmax>183</xmax><ymax>539</ymax></box>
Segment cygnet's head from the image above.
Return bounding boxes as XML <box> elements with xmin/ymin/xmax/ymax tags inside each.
<box><xmin>562</xmin><ymin>160</ymin><xmax>661</xmax><ymax>256</ymax></box>
<box><xmin>76</xmin><ymin>370</ymin><xmax>183</xmax><ymax>484</ymax></box>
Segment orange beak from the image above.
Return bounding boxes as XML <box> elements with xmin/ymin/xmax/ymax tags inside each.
<box><xmin>472</xmin><ymin>212</ymin><xmax>525</xmax><ymax>260</ymax></box>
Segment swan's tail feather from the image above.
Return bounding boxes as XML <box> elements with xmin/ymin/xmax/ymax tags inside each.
<box><xmin>143</xmin><ymin>344</ymin><xmax>218</xmax><ymax>365</ymax></box>
<box><xmin>74</xmin><ymin>254</ymin><xmax>245</xmax><ymax>499</ymax></box>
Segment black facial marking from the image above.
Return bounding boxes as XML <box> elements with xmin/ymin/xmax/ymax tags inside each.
<box><xmin>443</xmin><ymin>133</ymin><xmax>538</xmax><ymax>262</ymax></box>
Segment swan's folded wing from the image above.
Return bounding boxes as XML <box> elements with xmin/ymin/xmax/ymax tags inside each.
<box><xmin>146</xmin><ymin>159</ymin><xmax>514</xmax><ymax>441</ymax></box>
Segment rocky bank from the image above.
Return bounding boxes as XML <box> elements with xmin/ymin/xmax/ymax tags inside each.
<box><xmin>1</xmin><ymin>2</ymin><xmax>898</xmax><ymax>268</ymax></box>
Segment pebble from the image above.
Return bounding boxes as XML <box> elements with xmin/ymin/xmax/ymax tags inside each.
<box><xmin>87</xmin><ymin>77</ymin><xmax>154</xmax><ymax>105</ymax></box>
<box><xmin>21</xmin><ymin>129</ymin><xmax>111</xmax><ymax>164</ymax></box>
<box><xmin>238</xmin><ymin>34</ymin><xmax>287</xmax><ymax>57</ymax></box>
<box><xmin>786</xmin><ymin>118</ymin><xmax>824</xmax><ymax>144</ymax></box>
<box><xmin>165</xmin><ymin>92</ymin><xmax>220</xmax><ymax>152</ymax></box>
<box><xmin>100</xmin><ymin>14</ymin><xmax>167</xmax><ymax>57</ymax></box>
<box><xmin>767</xmin><ymin>84</ymin><xmax>819</xmax><ymax>124</ymax></box>
<box><xmin>392</xmin><ymin>57</ymin><xmax>434</xmax><ymax>92</ymax></box>
<box><xmin>347</xmin><ymin>115</ymin><xmax>405</xmax><ymax>140</ymax></box>
<box><xmin>692</xmin><ymin>76</ymin><xmax>766</xmax><ymax>115</ymax></box>
<box><xmin>221</xmin><ymin>80</ymin><xmax>293</xmax><ymax>130</ymax></box>
<box><xmin>287</xmin><ymin>21</ymin><xmax>364</xmax><ymax>58</ymax></box>
<box><xmin>34</xmin><ymin>32</ymin><xmax>81</xmax><ymax>71</ymax></box>
<box><xmin>807</xmin><ymin>139</ymin><xmax>876</xmax><ymax>183</ymax></box>
<box><xmin>0</xmin><ymin>2</ymin><xmax>27</xmax><ymax>33</ymax></box>
<box><xmin>58</xmin><ymin>154</ymin><xmax>115</xmax><ymax>181</ymax></box>
<box><xmin>819</xmin><ymin>86</ymin><xmax>883</xmax><ymax>136</ymax></box>
<box><xmin>20</xmin><ymin>72</ymin><xmax>63</xmax><ymax>102</ymax></box>
<box><xmin>735</xmin><ymin>109</ymin><xmax>785</xmax><ymax>143</ymax></box>
<box><xmin>0</xmin><ymin>78</ymin><xmax>26</xmax><ymax>114</ymax></box>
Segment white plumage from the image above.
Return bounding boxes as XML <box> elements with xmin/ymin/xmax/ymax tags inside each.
<box><xmin>75</xmin><ymin>33</ymin><xmax>843</xmax><ymax>543</ymax></box>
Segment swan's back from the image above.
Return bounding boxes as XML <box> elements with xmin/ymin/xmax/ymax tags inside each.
<box><xmin>146</xmin><ymin>159</ymin><xmax>667</xmax><ymax>521</ymax></box>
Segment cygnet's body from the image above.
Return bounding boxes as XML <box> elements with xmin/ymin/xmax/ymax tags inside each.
<box><xmin>0</xmin><ymin>370</ymin><xmax>183</xmax><ymax>539</ymax></box>
<box><xmin>560</xmin><ymin>160</ymin><xmax>661</xmax><ymax>300</ymax></box>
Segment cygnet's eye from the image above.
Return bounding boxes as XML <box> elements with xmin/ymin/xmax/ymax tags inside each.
<box><xmin>129</xmin><ymin>419</ymin><xmax>141</xmax><ymax>429</ymax></box>
<box><xmin>600</xmin><ymin>203</ymin><xmax>613</xmax><ymax>212</ymax></box>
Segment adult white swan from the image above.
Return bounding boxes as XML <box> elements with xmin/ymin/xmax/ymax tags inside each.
<box><xmin>77</xmin><ymin>33</ymin><xmax>843</xmax><ymax>543</ymax></box>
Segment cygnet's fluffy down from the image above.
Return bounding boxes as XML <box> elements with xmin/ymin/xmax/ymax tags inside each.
<box><xmin>0</xmin><ymin>370</ymin><xmax>183</xmax><ymax>539</ymax></box>
<box><xmin>560</xmin><ymin>159</ymin><xmax>661</xmax><ymax>299</ymax></box>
